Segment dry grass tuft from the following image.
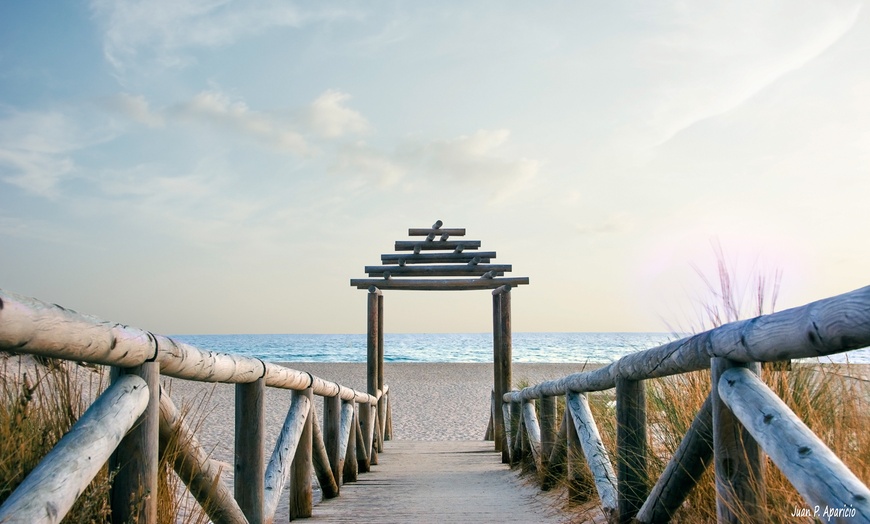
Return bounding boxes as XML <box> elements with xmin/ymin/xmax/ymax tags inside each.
<box><xmin>1</xmin><ymin>354</ymin><xmax>219</xmax><ymax>523</ymax></box>
<box><xmin>0</xmin><ymin>353</ymin><xmax>114</xmax><ymax>523</ymax></box>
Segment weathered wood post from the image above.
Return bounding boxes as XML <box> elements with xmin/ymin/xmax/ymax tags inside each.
<box><xmin>616</xmin><ymin>377</ymin><xmax>647</xmax><ymax>524</ymax></box>
<box><xmin>289</xmin><ymin>388</ymin><xmax>314</xmax><ymax>520</ymax></box>
<box><xmin>377</xmin><ymin>291</ymin><xmax>385</xmax><ymax>453</ymax></box>
<box><xmin>492</xmin><ymin>291</ymin><xmax>503</xmax><ymax>452</ymax></box>
<box><xmin>711</xmin><ymin>358</ymin><xmax>765</xmax><ymax>523</ymax></box>
<box><xmin>366</xmin><ymin>286</ymin><xmax>380</xmax><ymax>466</ymax></box>
<box><xmin>235</xmin><ymin>376</ymin><xmax>265</xmax><ymax>524</ymax></box>
<box><xmin>543</xmin><ymin>412</ymin><xmax>567</xmax><ymax>491</ymax></box>
<box><xmin>110</xmin><ymin>363</ymin><xmax>159</xmax><ymax>524</ymax></box>
<box><xmin>493</xmin><ymin>285</ymin><xmax>513</xmax><ymax>463</ymax></box>
<box><xmin>566</xmin><ymin>391</ymin><xmax>618</xmax><ymax>515</ymax></box>
<box><xmin>356</xmin><ymin>405</ymin><xmax>371</xmax><ymax>472</ymax></box>
<box><xmin>384</xmin><ymin>390</ymin><xmax>393</xmax><ymax>441</ymax></box>
<box><xmin>510</xmin><ymin>393</ymin><xmax>522</xmax><ymax>467</ymax></box>
<box><xmin>344</xmin><ymin>402</ymin><xmax>359</xmax><ymax>482</ymax></box>
<box><xmin>324</xmin><ymin>392</ymin><xmax>343</xmax><ymax>489</ymax></box>
<box><xmin>540</xmin><ymin>395</ymin><xmax>557</xmax><ymax>485</ymax></box>
<box><xmin>264</xmin><ymin>392</ymin><xmax>310</xmax><ymax>522</ymax></box>
<box><xmin>565</xmin><ymin>396</ymin><xmax>586</xmax><ymax>502</ymax></box>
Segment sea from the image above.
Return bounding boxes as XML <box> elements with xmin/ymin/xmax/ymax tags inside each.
<box><xmin>170</xmin><ymin>332</ymin><xmax>870</xmax><ymax>364</ymax></box>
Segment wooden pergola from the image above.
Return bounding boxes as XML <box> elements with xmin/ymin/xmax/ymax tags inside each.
<box><xmin>350</xmin><ymin>220</ymin><xmax>529</xmax><ymax>462</ymax></box>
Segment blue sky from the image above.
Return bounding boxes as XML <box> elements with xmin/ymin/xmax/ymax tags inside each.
<box><xmin>2</xmin><ymin>1</ymin><xmax>868</xmax><ymax>334</ymax></box>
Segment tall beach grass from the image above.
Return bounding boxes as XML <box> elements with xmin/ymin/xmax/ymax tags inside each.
<box><xmin>0</xmin><ymin>354</ymin><xmax>215</xmax><ymax>523</ymax></box>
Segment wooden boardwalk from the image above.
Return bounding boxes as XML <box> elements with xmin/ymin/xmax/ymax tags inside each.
<box><xmin>311</xmin><ymin>440</ymin><xmax>566</xmax><ymax>523</ymax></box>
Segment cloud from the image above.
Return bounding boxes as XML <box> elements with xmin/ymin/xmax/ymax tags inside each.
<box><xmin>173</xmin><ymin>90</ymin><xmax>312</xmax><ymax>154</ymax></box>
<box><xmin>645</xmin><ymin>2</ymin><xmax>863</xmax><ymax>147</ymax></box>
<box><xmin>330</xmin><ymin>129</ymin><xmax>540</xmax><ymax>203</ymax></box>
<box><xmin>422</xmin><ymin>129</ymin><xmax>536</xmax><ymax>182</ymax></box>
<box><xmin>0</xmin><ymin>110</ymin><xmax>110</xmax><ymax>198</ymax></box>
<box><xmin>307</xmin><ymin>90</ymin><xmax>370</xmax><ymax>139</ymax></box>
<box><xmin>333</xmin><ymin>141</ymin><xmax>405</xmax><ymax>187</ymax></box>
<box><xmin>105</xmin><ymin>93</ymin><xmax>165</xmax><ymax>127</ymax></box>
<box><xmin>107</xmin><ymin>88</ymin><xmax>373</xmax><ymax>155</ymax></box>
<box><xmin>90</xmin><ymin>0</ymin><xmax>353</xmax><ymax>74</ymax></box>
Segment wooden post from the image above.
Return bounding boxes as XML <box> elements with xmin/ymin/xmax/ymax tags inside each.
<box><xmin>522</xmin><ymin>400</ymin><xmax>543</xmax><ymax>475</ymax></box>
<box><xmin>492</xmin><ymin>292</ymin><xmax>504</xmax><ymax>454</ymax></box>
<box><xmin>616</xmin><ymin>377</ymin><xmax>647</xmax><ymax>524</ymax></box>
<box><xmin>110</xmin><ymin>363</ymin><xmax>159</xmax><ymax>524</ymax></box>
<box><xmin>485</xmin><ymin>391</ymin><xmax>495</xmax><ymax>441</ymax></box>
<box><xmin>264</xmin><ymin>392</ymin><xmax>310</xmax><ymax>523</ymax></box>
<box><xmin>235</xmin><ymin>377</ymin><xmax>265</xmax><ymax>524</ymax></box>
<box><xmin>542</xmin><ymin>410</ymin><xmax>567</xmax><ymax>491</ymax></box>
<box><xmin>365</xmin><ymin>287</ymin><xmax>379</xmax><ymax>465</ymax></box>
<box><xmin>510</xmin><ymin>396</ymin><xmax>522</xmax><ymax>467</ymax></box>
<box><xmin>565</xmin><ymin>396</ymin><xmax>587</xmax><ymax>503</ymax></box>
<box><xmin>324</xmin><ymin>393</ymin><xmax>342</xmax><ymax>488</ymax></box>
<box><xmin>637</xmin><ymin>393</ymin><xmax>714</xmax><ymax>523</ymax></box>
<box><xmin>309</xmin><ymin>407</ymin><xmax>339</xmax><ymax>499</ymax></box>
<box><xmin>377</xmin><ymin>292</ymin><xmax>385</xmax><ymax>453</ymax></box>
<box><xmin>384</xmin><ymin>390</ymin><xmax>393</xmax><ymax>441</ymax></box>
<box><xmin>711</xmin><ymin>358</ymin><xmax>765</xmax><ymax>523</ymax></box>
<box><xmin>567</xmin><ymin>391</ymin><xmax>618</xmax><ymax>515</ymax></box>
<box><xmin>344</xmin><ymin>403</ymin><xmax>359</xmax><ymax>482</ymax></box>
<box><xmin>356</xmin><ymin>404</ymin><xmax>371</xmax><ymax>472</ymax></box>
<box><xmin>502</xmin><ymin>403</ymin><xmax>513</xmax><ymax>463</ymax></box>
<box><xmin>289</xmin><ymin>388</ymin><xmax>314</xmax><ymax>520</ymax></box>
<box><xmin>540</xmin><ymin>395</ymin><xmax>557</xmax><ymax>478</ymax></box>
<box><xmin>494</xmin><ymin>286</ymin><xmax>513</xmax><ymax>464</ymax></box>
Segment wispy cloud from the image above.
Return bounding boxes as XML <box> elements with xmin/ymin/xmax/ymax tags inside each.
<box><xmin>107</xmin><ymin>88</ymin><xmax>373</xmax><ymax>155</ymax></box>
<box><xmin>330</xmin><ymin>128</ymin><xmax>540</xmax><ymax>203</ymax></box>
<box><xmin>307</xmin><ymin>90</ymin><xmax>370</xmax><ymax>139</ymax></box>
<box><xmin>105</xmin><ymin>93</ymin><xmax>165</xmax><ymax>128</ymax></box>
<box><xmin>90</xmin><ymin>0</ymin><xmax>354</xmax><ymax>74</ymax></box>
<box><xmin>0</xmin><ymin>109</ymin><xmax>113</xmax><ymax>198</ymax></box>
<box><xmin>172</xmin><ymin>90</ymin><xmax>313</xmax><ymax>155</ymax></box>
<box><xmin>648</xmin><ymin>2</ymin><xmax>863</xmax><ymax>147</ymax></box>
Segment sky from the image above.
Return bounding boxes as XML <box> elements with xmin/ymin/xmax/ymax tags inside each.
<box><xmin>1</xmin><ymin>1</ymin><xmax>868</xmax><ymax>335</ymax></box>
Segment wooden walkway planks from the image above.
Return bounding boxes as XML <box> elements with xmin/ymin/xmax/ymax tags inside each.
<box><xmin>311</xmin><ymin>440</ymin><xmax>564</xmax><ymax>523</ymax></box>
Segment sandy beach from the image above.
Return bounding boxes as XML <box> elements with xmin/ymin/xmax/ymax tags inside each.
<box><xmin>158</xmin><ymin>362</ymin><xmax>599</xmax><ymax>520</ymax></box>
<box><xmin>162</xmin><ymin>362</ymin><xmax>602</xmax><ymax>462</ymax></box>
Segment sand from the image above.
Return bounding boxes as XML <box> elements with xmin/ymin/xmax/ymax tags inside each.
<box><xmin>162</xmin><ymin>362</ymin><xmax>602</xmax><ymax>461</ymax></box>
<box><xmin>159</xmin><ymin>362</ymin><xmax>599</xmax><ymax>521</ymax></box>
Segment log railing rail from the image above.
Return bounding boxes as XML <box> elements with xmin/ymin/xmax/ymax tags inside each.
<box><xmin>499</xmin><ymin>284</ymin><xmax>870</xmax><ymax>523</ymax></box>
<box><xmin>0</xmin><ymin>288</ymin><xmax>391</xmax><ymax>524</ymax></box>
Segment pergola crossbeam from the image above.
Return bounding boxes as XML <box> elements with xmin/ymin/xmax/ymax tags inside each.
<box><xmin>350</xmin><ymin>277</ymin><xmax>529</xmax><ymax>291</ymax></box>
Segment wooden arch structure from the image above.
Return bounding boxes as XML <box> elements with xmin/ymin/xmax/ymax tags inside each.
<box><xmin>350</xmin><ymin>220</ymin><xmax>529</xmax><ymax>462</ymax></box>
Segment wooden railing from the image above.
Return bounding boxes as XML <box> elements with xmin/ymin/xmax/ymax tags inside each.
<box><xmin>498</xmin><ymin>284</ymin><xmax>870</xmax><ymax>523</ymax></box>
<box><xmin>0</xmin><ymin>289</ymin><xmax>392</xmax><ymax>524</ymax></box>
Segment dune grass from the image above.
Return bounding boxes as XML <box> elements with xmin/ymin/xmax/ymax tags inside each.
<box><xmin>0</xmin><ymin>354</ymin><xmax>216</xmax><ymax>523</ymax></box>
<box><xmin>532</xmin><ymin>251</ymin><xmax>870</xmax><ymax>522</ymax></box>
<box><xmin>0</xmin><ymin>355</ymin><xmax>114</xmax><ymax>523</ymax></box>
